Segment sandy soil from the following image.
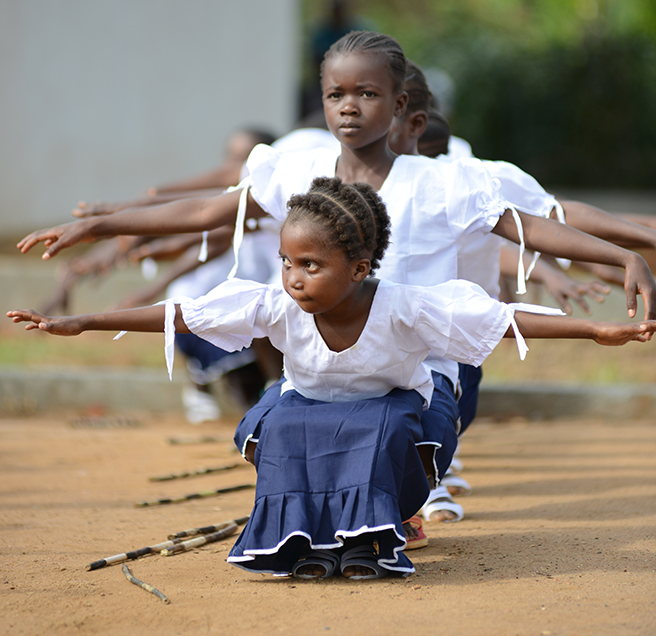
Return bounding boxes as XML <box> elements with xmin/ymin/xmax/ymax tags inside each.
<box><xmin>1</xmin><ymin>412</ymin><xmax>655</xmax><ymax>636</ymax></box>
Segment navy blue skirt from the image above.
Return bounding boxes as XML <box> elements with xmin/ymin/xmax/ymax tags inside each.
<box><xmin>457</xmin><ymin>363</ymin><xmax>483</xmax><ymax>435</ymax></box>
<box><xmin>235</xmin><ymin>372</ymin><xmax>459</xmax><ymax>481</ymax></box>
<box><xmin>228</xmin><ymin>387</ymin><xmax>430</xmax><ymax>576</ymax></box>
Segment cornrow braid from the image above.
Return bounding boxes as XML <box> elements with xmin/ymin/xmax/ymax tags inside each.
<box><xmin>404</xmin><ymin>60</ymin><xmax>434</xmax><ymax>115</ymax></box>
<box><xmin>418</xmin><ymin>108</ymin><xmax>451</xmax><ymax>158</ymax></box>
<box><xmin>285</xmin><ymin>176</ymin><xmax>391</xmax><ymax>274</ymax></box>
<box><xmin>321</xmin><ymin>31</ymin><xmax>407</xmax><ymax>93</ymax></box>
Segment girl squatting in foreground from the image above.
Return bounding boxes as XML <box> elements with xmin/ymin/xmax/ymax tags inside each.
<box><xmin>8</xmin><ymin>177</ymin><xmax>656</xmax><ymax>580</ymax></box>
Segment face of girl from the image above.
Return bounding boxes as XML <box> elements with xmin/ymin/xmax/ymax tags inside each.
<box><xmin>322</xmin><ymin>52</ymin><xmax>406</xmax><ymax>151</ymax></box>
<box><xmin>279</xmin><ymin>219</ymin><xmax>368</xmax><ymax>316</ymax></box>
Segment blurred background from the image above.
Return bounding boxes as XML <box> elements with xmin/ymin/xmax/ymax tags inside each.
<box><xmin>2</xmin><ymin>0</ymin><xmax>655</xmax><ymax>240</ymax></box>
<box><xmin>301</xmin><ymin>0</ymin><xmax>656</xmax><ymax>189</ymax></box>
<box><xmin>1</xmin><ymin>0</ymin><xmax>655</xmax><ymax>417</ymax></box>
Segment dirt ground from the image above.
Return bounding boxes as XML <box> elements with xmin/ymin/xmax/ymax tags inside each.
<box><xmin>1</xmin><ymin>411</ymin><xmax>655</xmax><ymax>636</ymax></box>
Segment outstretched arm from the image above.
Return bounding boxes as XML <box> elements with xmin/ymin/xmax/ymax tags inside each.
<box><xmin>7</xmin><ymin>305</ymin><xmax>190</xmax><ymax>336</ymax></box>
<box><xmin>506</xmin><ymin>311</ymin><xmax>656</xmax><ymax>346</ymax></box>
<box><xmin>556</xmin><ymin>200</ymin><xmax>656</xmax><ymax>249</ymax></box>
<box><xmin>17</xmin><ymin>188</ymin><xmax>265</xmax><ymax>260</ymax></box>
<box><xmin>493</xmin><ymin>209</ymin><xmax>656</xmax><ymax>321</ymax></box>
<box><xmin>72</xmin><ymin>189</ymin><xmax>224</xmax><ymax>218</ymax></box>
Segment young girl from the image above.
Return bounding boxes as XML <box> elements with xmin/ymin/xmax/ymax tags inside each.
<box><xmin>8</xmin><ymin>177</ymin><xmax>656</xmax><ymax>580</ymax></box>
<box><xmin>16</xmin><ymin>30</ymin><xmax>656</xmax><ymax>533</ymax></box>
<box><xmin>388</xmin><ymin>60</ymin><xmax>656</xmax><ymax>523</ymax></box>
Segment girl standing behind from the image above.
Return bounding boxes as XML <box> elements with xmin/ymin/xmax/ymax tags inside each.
<box><xmin>8</xmin><ymin>177</ymin><xmax>656</xmax><ymax>580</ymax></box>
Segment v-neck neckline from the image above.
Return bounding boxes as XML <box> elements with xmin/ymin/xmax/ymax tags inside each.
<box><xmin>310</xmin><ymin>279</ymin><xmax>384</xmax><ymax>355</ymax></box>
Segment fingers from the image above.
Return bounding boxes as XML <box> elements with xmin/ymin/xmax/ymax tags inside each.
<box><xmin>585</xmin><ymin>283</ymin><xmax>610</xmax><ymax>304</ymax></box>
<box><xmin>6</xmin><ymin>309</ymin><xmax>46</xmax><ymax>329</ymax></box>
<box><xmin>552</xmin><ymin>292</ymin><xmax>572</xmax><ymax>316</ymax></box>
<box><xmin>624</xmin><ymin>281</ymin><xmax>638</xmax><ymax>319</ymax></box>
<box><xmin>16</xmin><ymin>232</ymin><xmax>46</xmax><ymax>253</ymax></box>
<box><xmin>569</xmin><ymin>289</ymin><xmax>591</xmax><ymax>315</ymax></box>
<box><xmin>16</xmin><ymin>230</ymin><xmax>63</xmax><ymax>259</ymax></box>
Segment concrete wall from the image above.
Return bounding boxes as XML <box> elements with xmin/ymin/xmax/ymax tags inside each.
<box><xmin>0</xmin><ymin>0</ymin><xmax>299</xmax><ymax>238</ymax></box>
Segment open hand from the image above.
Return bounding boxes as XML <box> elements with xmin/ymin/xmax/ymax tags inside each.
<box><xmin>542</xmin><ymin>271</ymin><xmax>610</xmax><ymax>316</ymax></box>
<box><xmin>593</xmin><ymin>320</ymin><xmax>656</xmax><ymax>346</ymax></box>
<box><xmin>17</xmin><ymin>219</ymin><xmax>96</xmax><ymax>260</ymax></box>
<box><xmin>6</xmin><ymin>310</ymin><xmax>83</xmax><ymax>336</ymax></box>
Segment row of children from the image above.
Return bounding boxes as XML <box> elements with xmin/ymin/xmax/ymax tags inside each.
<box><xmin>9</xmin><ymin>31</ymin><xmax>656</xmax><ymax>580</ymax></box>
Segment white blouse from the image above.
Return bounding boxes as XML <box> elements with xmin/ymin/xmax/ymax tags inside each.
<box><xmin>171</xmin><ymin>278</ymin><xmax>558</xmax><ymax>406</ymax></box>
<box><xmin>240</xmin><ymin>145</ymin><xmax>519</xmax><ymax>385</ymax></box>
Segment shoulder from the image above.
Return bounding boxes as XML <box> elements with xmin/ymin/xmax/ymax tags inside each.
<box><xmin>246</xmin><ymin>143</ymin><xmax>338</xmax><ymax>175</ymax></box>
<box><xmin>271</xmin><ymin>128</ymin><xmax>340</xmax><ymax>154</ymax></box>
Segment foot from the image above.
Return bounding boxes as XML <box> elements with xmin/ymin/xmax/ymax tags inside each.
<box><xmin>340</xmin><ymin>544</ymin><xmax>386</xmax><ymax>580</ymax></box>
<box><xmin>440</xmin><ymin>472</ymin><xmax>472</xmax><ymax>497</ymax></box>
<box><xmin>428</xmin><ymin>507</ymin><xmax>460</xmax><ymax>522</ymax></box>
<box><xmin>403</xmin><ymin>515</ymin><xmax>428</xmax><ymax>550</ymax></box>
<box><xmin>403</xmin><ymin>521</ymin><xmax>419</xmax><ymax>541</ymax></box>
<box><xmin>292</xmin><ymin>549</ymin><xmax>340</xmax><ymax>580</ymax></box>
<box><xmin>422</xmin><ymin>486</ymin><xmax>464</xmax><ymax>523</ymax></box>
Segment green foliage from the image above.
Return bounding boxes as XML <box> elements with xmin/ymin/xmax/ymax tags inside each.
<box><xmin>302</xmin><ymin>0</ymin><xmax>656</xmax><ymax>187</ymax></box>
<box><xmin>452</xmin><ymin>33</ymin><xmax>656</xmax><ymax>187</ymax></box>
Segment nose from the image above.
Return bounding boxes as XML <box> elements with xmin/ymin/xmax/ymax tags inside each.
<box><xmin>340</xmin><ymin>96</ymin><xmax>359</xmax><ymax>116</ymax></box>
<box><xmin>285</xmin><ymin>266</ymin><xmax>303</xmax><ymax>290</ymax></box>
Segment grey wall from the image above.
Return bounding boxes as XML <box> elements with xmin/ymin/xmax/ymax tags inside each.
<box><xmin>0</xmin><ymin>0</ymin><xmax>299</xmax><ymax>237</ymax></box>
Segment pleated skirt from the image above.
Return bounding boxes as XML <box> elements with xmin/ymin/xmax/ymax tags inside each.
<box><xmin>228</xmin><ymin>387</ymin><xmax>430</xmax><ymax>575</ymax></box>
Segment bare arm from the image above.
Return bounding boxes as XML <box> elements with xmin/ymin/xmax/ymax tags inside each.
<box><xmin>556</xmin><ymin>200</ymin><xmax>656</xmax><ymax>249</ymax></box>
<box><xmin>149</xmin><ymin>162</ymin><xmax>244</xmax><ymax>194</ymax></box>
<box><xmin>18</xmin><ymin>188</ymin><xmax>265</xmax><ymax>260</ymax></box>
<box><xmin>73</xmin><ymin>189</ymin><xmax>224</xmax><ymax>218</ymax></box>
<box><xmin>493</xmin><ymin>209</ymin><xmax>656</xmax><ymax>320</ymax></box>
<box><xmin>7</xmin><ymin>305</ymin><xmax>189</xmax><ymax>336</ymax></box>
<box><xmin>505</xmin><ymin>312</ymin><xmax>656</xmax><ymax>346</ymax></box>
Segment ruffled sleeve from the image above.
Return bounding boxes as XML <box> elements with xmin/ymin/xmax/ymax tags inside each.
<box><xmin>179</xmin><ymin>278</ymin><xmax>272</xmax><ymax>351</ymax></box>
<box><xmin>445</xmin><ymin>157</ymin><xmax>547</xmax><ymax>295</ymax></box>
<box><xmin>244</xmin><ymin>144</ymin><xmax>338</xmax><ymax>223</ymax></box>
<box><xmin>444</xmin><ymin>158</ymin><xmax>511</xmax><ymax>239</ymax></box>
<box><xmin>394</xmin><ymin>280</ymin><xmax>565</xmax><ymax>368</ymax></box>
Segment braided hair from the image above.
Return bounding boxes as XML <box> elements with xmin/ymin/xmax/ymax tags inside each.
<box><xmin>284</xmin><ymin>176</ymin><xmax>391</xmax><ymax>274</ymax></box>
<box><xmin>321</xmin><ymin>31</ymin><xmax>407</xmax><ymax>94</ymax></box>
<box><xmin>404</xmin><ymin>60</ymin><xmax>434</xmax><ymax>115</ymax></box>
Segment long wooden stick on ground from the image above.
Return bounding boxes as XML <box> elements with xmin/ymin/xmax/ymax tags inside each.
<box><xmin>160</xmin><ymin>522</ymin><xmax>238</xmax><ymax>556</ymax></box>
<box><xmin>86</xmin><ymin>537</ymin><xmax>188</xmax><ymax>571</ymax></box>
<box><xmin>134</xmin><ymin>483</ymin><xmax>254</xmax><ymax>507</ymax></box>
<box><xmin>122</xmin><ymin>564</ymin><xmax>170</xmax><ymax>604</ymax></box>
<box><xmin>149</xmin><ymin>463</ymin><xmax>242</xmax><ymax>482</ymax></box>
<box><xmin>167</xmin><ymin>516</ymin><xmax>250</xmax><ymax>540</ymax></box>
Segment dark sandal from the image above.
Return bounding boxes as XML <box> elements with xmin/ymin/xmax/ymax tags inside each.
<box><xmin>340</xmin><ymin>545</ymin><xmax>387</xmax><ymax>580</ymax></box>
<box><xmin>291</xmin><ymin>549</ymin><xmax>340</xmax><ymax>579</ymax></box>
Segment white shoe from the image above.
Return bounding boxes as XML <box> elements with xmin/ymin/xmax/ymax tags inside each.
<box><xmin>182</xmin><ymin>386</ymin><xmax>221</xmax><ymax>424</ymax></box>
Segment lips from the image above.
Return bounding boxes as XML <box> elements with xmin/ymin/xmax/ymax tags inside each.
<box><xmin>339</xmin><ymin>121</ymin><xmax>360</xmax><ymax>131</ymax></box>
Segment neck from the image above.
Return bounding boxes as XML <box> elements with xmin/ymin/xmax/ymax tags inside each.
<box><xmin>314</xmin><ymin>278</ymin><xmax>379</xmax><ymax>352</ymax></box>
<box><xmin>336</xmin><ymin>138</ymin><xmax>397</xmax><ymax>191</ymax></box>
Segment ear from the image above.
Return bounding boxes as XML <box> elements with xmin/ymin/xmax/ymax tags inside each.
<box><xmin>408</xmin><ymin>110</ymin><xmax>428</xmax><ymax>140</ymax></box>
<box><xmin>352</xmin><ymin>258</ymin><xmax>371</xmax><ymax>281</ymax></box>
<box><xmin>394</xmin><ymin>91</ymin><xmax>408</xmax><ymax>118</ymax></box>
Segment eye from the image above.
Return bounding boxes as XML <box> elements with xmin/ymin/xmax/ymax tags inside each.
<box><xmin>280</xmin><ymin>255</ymin><xmax>291</xmax><ymax>268</ymax></box>
<box><xmin>305</xmin><ymin>261</ymin><xmax>319</xmax><ymax>273</ymax></box>
<box><xmin>361</xmin><ymin>90</ymin><xmax>376</xmax><ymax>98</ymax></box>
<box><xmin>326</xmin><ymin>91</ymin><xmax>342</xmax><ymax>100</ymax></box>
